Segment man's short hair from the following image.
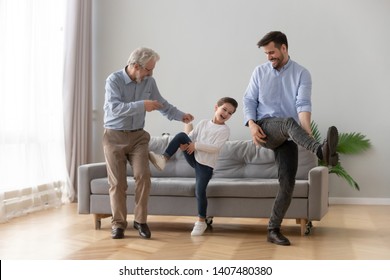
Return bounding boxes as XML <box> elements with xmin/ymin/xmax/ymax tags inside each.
<box><xmin>257</xmin><ymin>31</ymin><xmax>288</xmax><ymax>50</ymax></box>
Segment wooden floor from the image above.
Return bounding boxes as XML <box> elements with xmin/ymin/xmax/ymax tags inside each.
<box><xmin>0</xmin><ymin>203</ymin><xmax>390</xmax><ymax>260</ymax></box>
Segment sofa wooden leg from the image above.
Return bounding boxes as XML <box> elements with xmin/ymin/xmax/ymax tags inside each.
<box><xmin>296</xmin><ymin>218</ymin><xmax>308</xmax><ymax>236</ymax></box>
<box><xmin>296</xmin><ymin>218</ymin><xmax>313</xmax><ymax>235</ymax></box>
<box><xmin>93</xmin><ymin>214</ymin><xmax>111</xmax><ymax>230</ymax></box>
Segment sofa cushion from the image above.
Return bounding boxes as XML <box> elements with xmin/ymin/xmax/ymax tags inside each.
<box><xmin>144</xmin><ymin>137</ymin><xmax>317</xmax><ymax>180</ymax></box>
<box><xmin>214</xmin><ymin>140</ymin><xmax>317</xmax><ymax>180</ymax></box>
<box><xmin>207</xmin><ymin>178</ymin><xmax>309</xmax><ymax>198</ymax></box>
<box><xmin>213</xmin><ymin>140</ymin><xmax>277</xmax><ymax>179</ymax></box>
<box><xmin>90</xmin><ymin>177</ymin><xmax>309</xmax><ymax>198</ymax></box>
<box><xmin>91</xmin><ymin>177</ymin><xmax>196</xmax><ymax>197</ymax></box>
<box><xmin>137</xmin><ymin>135</ymin><xmax>196</xmax><ymax>177</ymax></box>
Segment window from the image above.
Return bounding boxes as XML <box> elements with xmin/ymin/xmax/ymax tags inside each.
<box><xmin>0</xmin><ymin>0</ymin><xmax>69</xmax><ymax>221</ymax></box>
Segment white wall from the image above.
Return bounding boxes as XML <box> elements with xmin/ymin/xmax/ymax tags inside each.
<box><xmin>92</xmin><ymin>0</ymin><xmax>390</xmax><ymax>201</ymax></box>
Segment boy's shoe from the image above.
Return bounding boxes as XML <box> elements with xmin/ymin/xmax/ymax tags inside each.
<box><xmin>191</xmin><ymin>221</ymin><xmax>207</xmax><ymax>236</ymax></box>
<box><xmin>148</xmin><ymin>151</ymin><xmax>167</xmax><ymax>171</ymax></box>
<box><xmin>322</xmin><ymin>126</ymin><xmax>339</xmax><ymax>167</ymax></box>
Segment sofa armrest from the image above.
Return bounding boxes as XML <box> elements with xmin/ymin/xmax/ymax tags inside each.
<box><xmin>307</xmin><ymin>166</ymin><xmax>329</xmax><ymax>220</ymax></box>
<box><xmin>77</xmin><ymin>162</ymin><xmax>107</xmax><ymax>214</ymax></box>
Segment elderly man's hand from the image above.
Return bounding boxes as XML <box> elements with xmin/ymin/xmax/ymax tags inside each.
<box><xmin>144</xmin><ymin>100</ymin><xmax>163</xmax><ymax>112</ymax></box>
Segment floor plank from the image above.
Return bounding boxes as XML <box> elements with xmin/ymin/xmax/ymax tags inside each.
<box><xmin>0</xmin><ymin>203</ymin><xmax>389</xmax><ymax>260</ymax></box>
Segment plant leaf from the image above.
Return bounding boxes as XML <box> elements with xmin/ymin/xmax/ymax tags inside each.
<box><xmin>328</xmin><ymin>163</ymin><xmax>360</xmax><ymax>190</ymax></box>
<box><xmin>310</xmin><ymin>120</ymin><xmax>322</xmax><ymax>143</ymax></box>
<box><xmin>337</xmin><ymin>132</ymin><xmax>371</xmax><ymax>155</ymax></box>
<box><xmin>310</xmin><ymin>121</ymin><xmax>370</xmax><ymax>191</ymax></box>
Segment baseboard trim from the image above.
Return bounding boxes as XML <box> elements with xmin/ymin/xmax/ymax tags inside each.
<box><xmin>329</xmin><ymin>197</ymin><xmax>390</xmax><ymax>205</ymax></box>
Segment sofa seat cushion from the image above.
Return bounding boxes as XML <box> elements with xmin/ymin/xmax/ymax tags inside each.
<box><xmin>91</xmin><ymin>177</ymin><xmax>308</xmax><ymax>198</ymax></box>
<box><xmin>149</xmin><ymin>178</ymin><xmax>195</xmax><ymax>196</ymax></box>
<box><xmin>91</xmin><ymin>177</ymin><xmax>196</xmax><ymax>197</ymax></box>
<box><xmin>207</xmin><ymin>178</ymin><xmax>309</xmax><ymax>198</ymax></box>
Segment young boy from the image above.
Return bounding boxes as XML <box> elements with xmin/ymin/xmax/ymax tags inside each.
<box><xmin>149</xmin><ymin>97</ymin><xmax>238</xmax><ymax>236</ymax></box>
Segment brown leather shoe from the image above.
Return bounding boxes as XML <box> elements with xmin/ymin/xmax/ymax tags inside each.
<box><xmin>267</xmin><ymin>229</ymin><xmax>291</xmax><ymax>246</ymax></box>
<box><xmin>111</xmin><ymin>228</ymin><xmax>125</xmax><ymax>239</ymax></box>
<box><xmin>133</xmin><ymin>221</ymin><xmax>151</xmax><ymax>239</ymax></box>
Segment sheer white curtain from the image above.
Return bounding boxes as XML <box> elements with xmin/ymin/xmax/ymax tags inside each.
<box><xmin>63</xmin><ymin>0</ymin><xmax>92</xmax><ymax>201</ymax></box>
<box><xmin>0</xmin><ymin>0</ymin><xmax>72</xmax><ymax>222</ymax></box>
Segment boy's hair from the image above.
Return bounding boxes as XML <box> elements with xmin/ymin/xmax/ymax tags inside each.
<box><xmin>257</xmin><ymin>31</ymin><xmax>288</xmax><ymax>50</ymax></box>
<box><xmin>217</xmin><ymin>97</ymin><xmax>238</xmax><ymax>113</ymax></box>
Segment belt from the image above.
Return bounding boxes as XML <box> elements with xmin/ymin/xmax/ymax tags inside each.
<box><xmin>121</xmin><ymin>128</ymin><xmax>143</xmax><ymax>133</ymax></box>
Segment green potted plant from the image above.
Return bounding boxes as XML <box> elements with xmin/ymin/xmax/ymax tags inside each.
<box><xmin>311</xmin><ymin>121</ymin><xmax>372</xmax><ymax>190</ymax></box>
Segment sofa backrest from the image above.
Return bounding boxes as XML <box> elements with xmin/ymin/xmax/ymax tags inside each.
<box><xmin>130</xmin><ymin>136</ymin><xmax>317</xmax><ymax>180</ymax></box>
<box><xmin>146</xmin><ymin>135</ymin><xmax>196</xmax><ymax>177</ymax></box>
<box><xmin>213</xmin><ymin>139</ymin><xmax>317</xmax><ymax>180</ymax></box>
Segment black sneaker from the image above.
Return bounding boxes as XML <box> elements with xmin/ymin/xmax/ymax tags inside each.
<box><xmin>322</xmin><ymin>126</ymin><xmax>339</xmax><ymax>167</ymax></box>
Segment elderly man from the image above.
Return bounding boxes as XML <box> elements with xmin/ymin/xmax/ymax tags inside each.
<box><xmin>103</xmin><ymin>47</ymin><xmax>194</xmax><ymax>239</ymax></box>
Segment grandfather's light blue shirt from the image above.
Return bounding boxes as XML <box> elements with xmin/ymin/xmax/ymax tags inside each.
<box><xmin>103</xmin><ymin>67</ymin><xmax>185</xmax><ymax>130</ymax></box>
<box><xmin>243</xmin><ymin>58</ymin><xmax>312</xmax><ymax>125</ymax></box>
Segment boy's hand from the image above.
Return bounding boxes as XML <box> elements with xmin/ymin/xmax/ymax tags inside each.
<box><xmin>179</xmin><ymin>143</ymin><xmax>189</xmax><ymax>151</ymax></box>
<box><xmin>185</xmin><ymin>142</ymin><xmax>195</xmax><ymax>154</ymax></box>
<box><xmin>180</xmin><ymin>142</ymin><xmax>195</xmax><ymax>154</ymax></box>
<box><xmin>182</xmin><ymin>113</ymin><xmax>194</xmax><ymax>124</ymax></box>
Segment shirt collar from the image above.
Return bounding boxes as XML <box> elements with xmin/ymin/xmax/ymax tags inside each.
<box><xmin>122</xmin><ymin>66</ymin><xmax>135</xmax><ymax>84</ymax></box>
<box><xmin>281</xmin><ymin>56</ymin><xmax>292</xmax><ymax>71</ymax></box>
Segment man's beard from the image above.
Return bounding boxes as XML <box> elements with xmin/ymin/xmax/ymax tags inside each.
<box><xmin>271</xmin><ymin>53</ymin><xmax>285</xmax><ymax>70</ymax></box>
<box><xmin>271</xmin><ymin>59</ymin><xmax>280</xmax><ymax>69</ymax></box>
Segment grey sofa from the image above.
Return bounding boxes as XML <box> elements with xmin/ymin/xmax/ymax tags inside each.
<box><xmin>78</xmin><ymin>136</ymin><xmax>329</xmax><ymax>235</ymax></box>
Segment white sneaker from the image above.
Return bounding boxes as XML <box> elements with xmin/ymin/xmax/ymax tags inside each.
<box><xmin>149</xmin><ymin>151</ymin><xmax>167</xmax><ymax>171</ymax></box>
<box><xmin>191</xmin><ymin>221</ymin><xmax>207</xmax><ymax>236</ymax></box>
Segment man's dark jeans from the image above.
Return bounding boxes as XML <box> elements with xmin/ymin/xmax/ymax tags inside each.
<box><xmin>256</xmin><ymin>117</ymin><xmax>320</xmax><ymax>229</ymax></box>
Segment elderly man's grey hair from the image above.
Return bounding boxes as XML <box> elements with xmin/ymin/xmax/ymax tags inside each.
<box><xmin>127</xmin><ymin>47</ymin><xmax>160</xmax><ymax>68</ymax></box>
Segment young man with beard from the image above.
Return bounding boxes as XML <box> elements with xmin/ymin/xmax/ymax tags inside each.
<box><xmin>243</xmin><ymin>31</ymin><xmax>339</xmax><ymax>245</ymax></box>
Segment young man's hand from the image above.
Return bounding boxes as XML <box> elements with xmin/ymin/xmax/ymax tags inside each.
<box><xmin>248</xmin><ymin>120</ymin><xmax>267</xmax><ymax>146</ymax></box>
